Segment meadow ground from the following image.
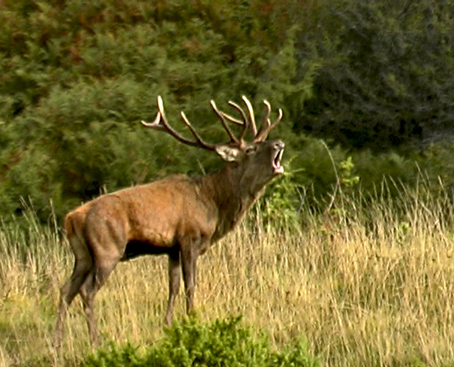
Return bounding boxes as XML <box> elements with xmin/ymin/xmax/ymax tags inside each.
<box><xmin>1</xmin><ymin>189</ymin><xmax>454</xmax><ymax>367</ymax></box>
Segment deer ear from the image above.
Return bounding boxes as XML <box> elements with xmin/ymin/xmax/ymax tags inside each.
<box><xmin>215</xmin><ymin>145</ymin><xmax>241</xmax><ymax>162</ymax></box>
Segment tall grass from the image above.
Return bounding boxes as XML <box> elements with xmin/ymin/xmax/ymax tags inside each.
<box><xmin>1</xmin><ymin>184</ymin><xmax>454</xmax><ymax>366</ymax></box>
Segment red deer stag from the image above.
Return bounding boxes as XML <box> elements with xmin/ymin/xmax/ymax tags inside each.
<box><xmin>54</xmin><ymin>95</ymin><xmax>284</xmax><ymax>347</ymax></box>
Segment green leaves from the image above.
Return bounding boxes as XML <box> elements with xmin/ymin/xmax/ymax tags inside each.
<box><xmin>83</xmin><ymin>317</ymin><xmax>318</xmax><ymax>367</ymax></box>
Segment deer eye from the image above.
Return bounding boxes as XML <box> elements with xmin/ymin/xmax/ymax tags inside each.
<box><xmin>245</xmin><ymin>146</ymin><xmax>257</xmax><ymax>155</ymax></box>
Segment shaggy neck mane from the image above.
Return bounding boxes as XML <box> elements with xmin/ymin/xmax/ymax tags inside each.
<box><xmin>197</xmin><ymin>165</ymin><xmax>266</xmax><ymax>242</ymax></box>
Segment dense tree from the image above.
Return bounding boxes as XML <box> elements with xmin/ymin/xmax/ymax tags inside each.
<box><xmin>295</xmin><ymin>0</ymin><xmax>454</xmax><ymax>151</ymax></box>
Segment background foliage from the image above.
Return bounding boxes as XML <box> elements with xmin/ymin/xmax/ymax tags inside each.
<box><xmin>1</xmin><ymin>0</ymin><xmax>454</xmax><ymax>222</ymax></box>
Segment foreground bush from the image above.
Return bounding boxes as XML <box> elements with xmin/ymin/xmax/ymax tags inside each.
<box><xmin>82</xmin><ymin>317</ymin><xmax>318</xmax><ymax>367</ymax></box>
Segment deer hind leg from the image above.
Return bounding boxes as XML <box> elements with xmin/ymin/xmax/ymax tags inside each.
<box><xmin>55</xmin><ymin>239</ymin><xmax>92</xmax><ymax>349</ymax></box>
<box><xmin>165</xmin><ymin>250</ymin><xmax>181</xmax><ymax>325</ymax></box>
<box><xmin>79</xmin><ymin>255</ymin><xmax>120</xmax><ymax>346</ymax></box>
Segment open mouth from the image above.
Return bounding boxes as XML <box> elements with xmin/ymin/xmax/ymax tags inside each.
<box><xmin>272</xmin><ymin>148</ymin><xmax>284</xmax><ymax>174</ymax></box>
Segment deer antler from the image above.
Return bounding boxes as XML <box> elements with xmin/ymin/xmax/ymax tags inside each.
<box><xmin>254</xmin><ymin>100</ymin><xmax>283</xmax><ymax>142</ymax></box>
<box><xmin>210</xmin><ymin>100</ymin><xmax>245</xmax><ymax>145</ymax></box>
<box><xmin>141</xmin><ymin>96</ymin><xmax>282</xmax><ymax>149</ymax></box>
<box><xmin>214</xmin><ymin>96</ymin><xmax>282</xmax><ymax>143</ymax></box>
<box><xmin>141</xmin><ymin>96</ymin><xmax>217</xmax><ymax>151</ymax></box>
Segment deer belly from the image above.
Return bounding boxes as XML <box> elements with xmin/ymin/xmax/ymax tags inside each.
<box><xmin>121</xmin><ymin>240</ymin><xmax>173</xmax><ymax>261</ymax></box>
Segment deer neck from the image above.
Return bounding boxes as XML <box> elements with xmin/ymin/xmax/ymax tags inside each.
<box><xmin>199</xmin><ymin>165</ymin><xmax>265</xmax><ymax>242</ymax></box>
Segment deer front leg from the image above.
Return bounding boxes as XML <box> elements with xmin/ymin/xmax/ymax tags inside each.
<box><xmin>181</xmin><ymin>244</ymin><xmax>198</xmax><ymax>315</ymax></box>
<box><xmin>165</xmin><ymin>251</ymin><xmax>181</xmax><ymax>325</ymax></box>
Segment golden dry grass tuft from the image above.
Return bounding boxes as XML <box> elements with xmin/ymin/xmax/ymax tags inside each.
<box><xmin>1</xmin><ymin>190</ymin><xmax>454</xmax><ymax>366</ymax></box>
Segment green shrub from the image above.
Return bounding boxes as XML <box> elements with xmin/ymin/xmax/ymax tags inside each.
<box><xmin>82</xmin><ymin>317</ymin><xmax>318</xmax><ymax>367</ymax></box>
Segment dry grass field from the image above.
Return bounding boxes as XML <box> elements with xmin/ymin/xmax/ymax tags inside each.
<box><xmin>1</xmin><ymin>189</ymin><xmax>454</xmax><ymax>366</ymax></box>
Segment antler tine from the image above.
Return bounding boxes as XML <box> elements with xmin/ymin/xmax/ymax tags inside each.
<box><xmin>218</xmin><ymin>112</ymin><xmax>243</xmax><ymax>126</ymax></box>
<box><xmin>180</xmin><ymin>111</ymin><xmax>217</xmax><ymax>150</ymax></box>
<box><xmin>226</xmin><ymin>100</ymin><xmax>250</xmax><ymax>142</ymax></box>
<box><xmin>141</xmin><ymin>96</ymin><xmax>165</xmax><ymax>129</ymax></box>
<box><xmin>255</xmin><ymin>106</ymin><xmax>283</xmax><ymax>142</ymax></box>
<box><xmin>210</xmin><ymin>100</ymin><xmax>240</xmax><ymax>144</ymax></box>
<box><xmin>254</xmin><ymin>100</ymin><xmax>271</xmax><ymax>139</ymax></box>
<box><xmin>241</xmin><ymin>96</ymin><xmax>258</xmax><ymax>138</ymax></box>
<box><xmin>141</xmin><ymin>96</ymin><xmax>215</xmax><ymax>150</ymax></box>
<box><xmin>140</xmin><ymin>112</ymin><xmax>162</xmax><ymax>129</ymax></box>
